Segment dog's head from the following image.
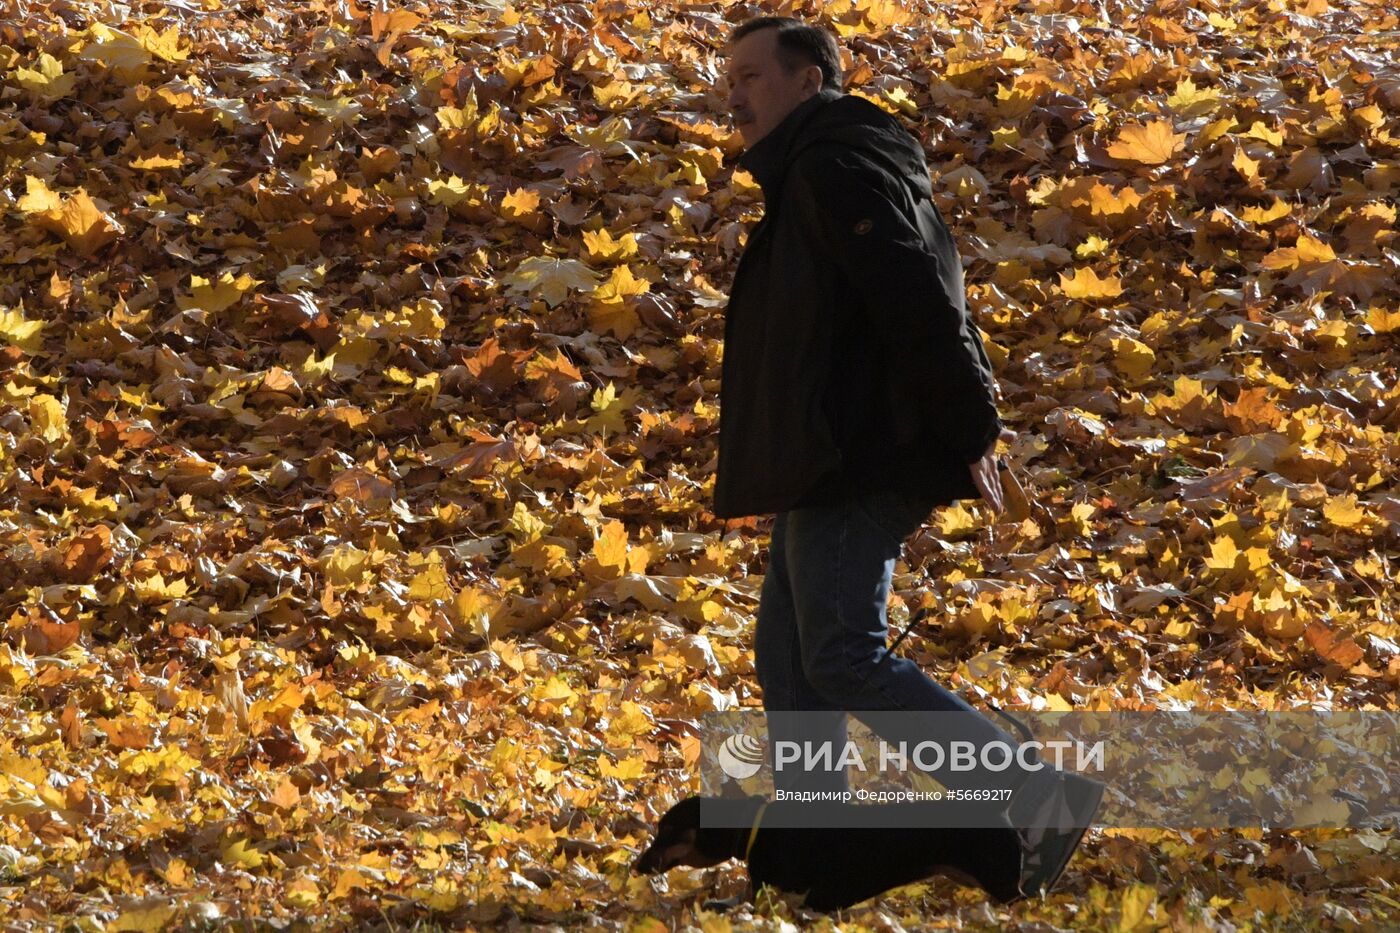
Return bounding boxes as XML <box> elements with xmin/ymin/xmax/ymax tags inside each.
<box><xmin>633</xmin><ymin>796</ymin><xmax>745</xmax><ymax>874</ymax></box>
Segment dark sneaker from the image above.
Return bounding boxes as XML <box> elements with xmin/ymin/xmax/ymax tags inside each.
<box><xmin>1008</xmin><ymin>769</ymin><xmax>1106</xmax><ymax>898</ymax></box>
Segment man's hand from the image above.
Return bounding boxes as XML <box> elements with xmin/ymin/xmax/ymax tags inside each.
<box><xmin>970</xmin><ymin>428</ymin><xmax>1017</xmax><ymax>515</ymax></box>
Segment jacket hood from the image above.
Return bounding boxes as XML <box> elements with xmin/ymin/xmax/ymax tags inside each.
<box><xmin>736</xmin><ymin>89</ymin><xmax>932</xmax><ymax>203</ymax></box>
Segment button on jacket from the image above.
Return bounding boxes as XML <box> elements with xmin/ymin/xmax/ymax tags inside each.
<box><xmin>713</xmin><ymin>88</ymin><xmax>1004</xmax><ymax>519</ymax></box>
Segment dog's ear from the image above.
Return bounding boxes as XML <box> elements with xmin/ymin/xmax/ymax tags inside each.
<box><xmin>634</xmin><ymin>826</ymin><xmax>700</xmax><ymax>874</ymax></box>
<box><xmin>634</xmin><ymin>796</ymin><xmax>738</xmax><ymax>874</ymax></box>
<box><xmin>718</xmin><ymin>778</ymin><xmax>748</xmax><ymax>799</ymax></box>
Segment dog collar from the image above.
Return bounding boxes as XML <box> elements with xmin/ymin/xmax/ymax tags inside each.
<box><xmin>744</xmin><ymin>800</ymin><xmax>770</xmax><ymax>861</ymax></box>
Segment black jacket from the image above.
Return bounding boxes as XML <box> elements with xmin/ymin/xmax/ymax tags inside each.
<box><xmin>712</xmin><ymin>88</ymin><xmax>1004</xmax><ymax>519</ymax></box>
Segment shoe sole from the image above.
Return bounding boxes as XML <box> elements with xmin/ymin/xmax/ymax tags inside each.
<box><xmin>1022</xmin><ymin>772</ymin><xmax>1106</xmax><ymax>898</ymax></box>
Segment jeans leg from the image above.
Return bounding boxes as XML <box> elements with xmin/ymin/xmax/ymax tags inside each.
<box><xmin>754</xmin><ymin>511</ymin><xmax>850</xmax><ymax>794</ymax></box>
<box><xmin>784</xmin><ymin>489</ymin><xmax>1035</xmax><ymax>794</ymax></box>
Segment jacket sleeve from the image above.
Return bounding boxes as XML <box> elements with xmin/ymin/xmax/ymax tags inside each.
<box><xmin>787</xmin><ymin>146</ymin><xmax>1003</xmax><ymax>464</ymax></box>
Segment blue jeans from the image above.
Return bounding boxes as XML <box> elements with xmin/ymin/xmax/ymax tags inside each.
<box><xmin>755</xmin><ymin>487</ymin><xmax>1032</xmax><ymax>795</ymax></box>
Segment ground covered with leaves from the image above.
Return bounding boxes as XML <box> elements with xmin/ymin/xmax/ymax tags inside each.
<box><xmin>1</xmin><ymin>0</ymin><xmax>1398</xmax><ymax>929</ymax></box>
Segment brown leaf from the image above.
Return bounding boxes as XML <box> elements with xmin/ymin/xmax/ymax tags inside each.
<box><xmin>328</xmin><ymin>468</ymin><xmax>396</xmax><ymax>502</ymax></box>
<box><xmin>57</xmin><ymin>525</ymin><xmax>113</xmax><ymax>583</ymax></box>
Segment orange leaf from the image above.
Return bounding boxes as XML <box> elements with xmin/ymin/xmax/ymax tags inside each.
<box><xmin>1106</xmin><ymin>120</ymin><xmax>1186</xmax><ymax>165</ymax></box>
<box><xmin>1304</xmin><ymin>622</ymin><xmax>1364</xmax><ymax>668</ymax></box>
<box><xmin>593</xmin><ymin>520</ymin><xmax>630</xmax><ymax>571</ymax></box>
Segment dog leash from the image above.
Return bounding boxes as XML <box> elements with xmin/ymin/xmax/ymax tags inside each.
<box><xmin>745</xmin><ymin>799</ymin><xmax>771</xmax><ymax>860</ymax></box>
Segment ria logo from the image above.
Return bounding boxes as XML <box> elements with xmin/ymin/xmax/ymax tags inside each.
<box><xmin>716</xmin><ymin>732</ymin><xmax>766</xmax><ymax>779</ymax></box>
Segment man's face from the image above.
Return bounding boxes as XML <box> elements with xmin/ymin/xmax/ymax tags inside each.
<box><xmin>724</xmin><ymin>29</ymin><xmax>823</xmax><ymax>148</ymax></box>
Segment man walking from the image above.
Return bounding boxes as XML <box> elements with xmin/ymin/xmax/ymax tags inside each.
<box><xmin>712</xmin><ymin>16</ymin><xmax>1103</xmax><ymax>899</ymax></box>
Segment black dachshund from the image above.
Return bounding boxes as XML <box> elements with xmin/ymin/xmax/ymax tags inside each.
<box><xmin>634</xmin><ymin>795</ymin><xmax>1026</xmax><ymax>912</ymax></box>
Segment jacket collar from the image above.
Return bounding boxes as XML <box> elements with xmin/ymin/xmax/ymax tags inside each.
<box><xmin>735</xmin><ymin>87</ymin><xmax>844</xmax><ymax>199</ymax></box>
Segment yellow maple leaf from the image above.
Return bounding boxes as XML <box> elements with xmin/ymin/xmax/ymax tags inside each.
<box><xmin>112</xmin><ymin>903</ymin><xmax>179</xmax><ymax>933</ymax></box>
<box><xmin>399</xmin><ymin>297</ymin><xmax>446</xmax><ymax>339</ymax></box>
<box><xmin>1364</xmin><ymin>306</ymin><xmax>1400</xmax><ymax>333</ymax></box>
<box><xmin>135</xmin><ymin>24</ymin><xmax>189</xmax><ymax>62</ymax></box>
<box><xmin>532</xmin><ymin>675</ymin><xmax>576</xmax><ymax>703</ymax></box>
<box><xmin>501</xmin><ymin>187</ymin><xmax>541</xmax><ymax>219</ymax></box>
<box><xmin>177</xmin><ymin>271</ymin><xmax>259</xmax><ymax>314</ymax></box>
<box><xmin>1322</xmin><ymin>494</ymin><xmax>1370</xmax><ymax>530</ymax></box>
<box><xmin>582</xmin><ymin>227</ymin><xmax>639</xmax><ymax>262</ymax></box>
<box><xmin>1111</xmin><ymin>337</ymin><xmax>1155</xmax><ymax>379</ymax></box>
<box><xmin>222</xmin><ymin>837</ymin><xmax>265</xmax><ymax>869</ymax></box>
<box><xmin>935</xmin><ymin>502</ymin><xmax>981</xmax><ymax>537</ymax></box>
<box><xmin>435</xmin><ymin>99</ymin><xmax>479</xmax><ymax>131</ymax></box>
<box><xmin>1242</xmin><ymin>121</ymin><xmax>1285</xmax><ymax>148</ymax></box>
<box><xmin>331</xmin><ymin>867</ymin><xmax>372</xmax><ymax>900</ymax></box>
<box><xmin>158</xmin><ymin>857</ymin><xmax>191</xmax><ymax>887</ymax></box>
<box><xmin>1075</xmin><ymin>235</ymin><xmax>1111</xmax><ymax>258</ymax></box>
<box><xmin>627</xmin><ymin>543</ymin><xmax>653</xmax><ymax>575</ymax></box>
<box><xmin>501</xmin><ymin>256</ymin><xmax>599</xmax><ymax>308</ymax></box>
<box><xmin>1166</xmin><ymin>76</ymin><xmax>1221</xmax><ymax>116</ymax></box>
<box><xmin>320</xmin><ymin>545</ymin><xmax>371</xmax><ymax>587</ymax></box>
<box><xmin>1106</xmin><ymin>120</ymin><xmax>1186</xmax><ymax>165</ymax></box>
<box><xmin>593</xmin><ymin>79</ymin><xmax>644</xmax><ymax>108</ymax></box>
<box><xmin>15</xmin><ymin>52</ymin><xmax>76</xmax><ymax>99</ymax></box>
<box><xmin>133</xmin><ymin>573</ymin><xmax>190</xmax><ymax>602</ymax></box>
<box><xmin>408</xmin><ymin>554</ymin><xmax>453</xmax><ymax>602</ymax></box>
<box><xmin>28</xmin><ymin>393</ymin><xmax>67</xmax><ymax>443</ymax></box>
<box><xmin>1294</xmin><ymin>233</ymin><xmax>1337</xmax><ymax>263</ymax></box>
<box><xmin>19</xmin><ymin>179</ymin><xmax>123</xmax><ymax>256</ymax></box>
<box><xmin>586</xmin><ymin>381</ymin><xmax>632</xmax><ymax>437</ymax></box>
<box><xmin>0</xmin><ymin>307</ymin><xmax>46</xmax><ymax>350</ymax></box>
<box><xmin>594</xmin><ymin>520</ymin><xmax>630</xmax><ymax>571</ymax></box>
<box><xmin>507</xmin><ymin>499</ymin><xmax>548</xmax><ymax>542</ymax></box>
<box><xmin>129</xmin><ymin>144</ymin><xmax>184</xmax><ymax>170</ymax></box>
<box><xmin>17</xmin><ymin>176</ymin><xmax>62</xmax><ymax>214</ymax></box>
<box><xmin>1114</xmin><ymin>879</ymin><xmax>1159</xmax><ymax>924</ymax></box>
<box><xmin>1204</xmin><ymin>535</ymin><xmax>1241</xmax><ymax>573</ymax></box>
<box><xmin>598</xmin><ymin>753</ymin><xmax>647</xmax><ymax>780</ymax></box>
<box><xmin>1059</xmin><ymin>267</ymin><xmax>1123</xmax><ymax>300</ymax></box>
<box><xmin>455</xmin><ymin>586</ymin><xmax>495</xmax><ymax>640</ymax></box>
<box><xmin>1260</xmin><ymin>233</ymin><xmax>1336</xmax><ymax>270</ymax></box>
<box><xmin>51</xmin><ymin>190</ymin><xmax>123</xmax><ymax>255</ymax></box>
<box><xmin>300</xmin><ymin>350</ymin><xmax>336</xmax><ymax>382</ymax></box>
<box><xmin>285</xmin><ymin>877</ymin><xmax>319</xmax><ymax>909</ymax></box>
<box><xmin>427</xmin><ymin>175</ymin><xmax>487</xmax><ymax>209</ymax></box>
<box><xmin>861</xmin><ymin>0</ymin><xmax>916</xmax><ymax>27</ymax></box>
<box><xmin>1233</xmin><ymin>147</ymin><xmax>1262</xmax><ymax>185</ymax></box>
<box><xmin>609</xmin><ymin>700</ymin><xmax>653</xmax><ymax>741</ymax></box>
<box><xmin>587</xmin><ymin>299</ymin><xmax>642</xmax><ymax>340</ymax></box>
<box><xmin>79</xmin><ymin>24</ymin><xmax>152</xmax><ymax>73</ymax></box>
<box><xmin>300</xmin><ymin>95</ymin><xmax>362</xmax><ymax>125</ymax></box>
<box><xmin>1196</xmin><ymin>116</ymin><xmax>1237</xmax><ymax>148</ymax></box>
<box><xmin>1067</xmin><ymin>501</ymin><xmax>1096</xmax><ymax>536</ymax></box>
<box><xmin>594</xmin><ymin>264</ymin><xmax>650</xmax><ymax>303</ymax></box>
<box><xmin>1085</xmin><ymin>183</ymin><xmax>1144</xmax><ymax>218</ymax></box>
<box><xmin>1241</xmin><ymin>199</ymin><xmax>1291</xmax><ymax>224</ymax></box>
